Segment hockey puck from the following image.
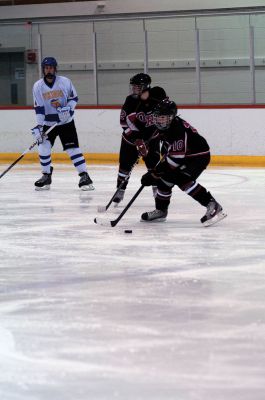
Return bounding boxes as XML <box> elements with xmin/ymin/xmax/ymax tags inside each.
<box><xmin>124</xmin><ymin>229</ymin><xmax>132</xmax><ymax>234</ymax></box>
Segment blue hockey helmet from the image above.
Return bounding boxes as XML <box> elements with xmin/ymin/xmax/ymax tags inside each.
<box><xmin>41</xmin><ymin>57</ymin><xmax>57</xmax><ymax>68</ymax></box>
<box><xmin>41</xmin><ymin>57</ymin><xmax>57</xmax><ymax>76</ymax></box>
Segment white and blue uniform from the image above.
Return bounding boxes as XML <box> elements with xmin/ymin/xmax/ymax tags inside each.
<box><xmin>33</xmin><ymin>75</ymin><xmax>78</xmax><ymax>126</ymax></box>
<box><xmin>32</xmin><ymin>75</ymin><xmax>90</xmax><ymax>180</ymax></box>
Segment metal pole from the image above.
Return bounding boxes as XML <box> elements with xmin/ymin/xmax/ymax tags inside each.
<box><xmin>249</xmin><ymin>23</ymin><xmax>256</xmax><ymax>104</ymax></box>
<box><xmin>195</xmin><ymin>18</ymin><xmax>202</xmax><ymax>104</ymax></box>
<box><xmin>143</xmin><ymin>20</ymin><xmax>148</xmax><ymax>74</ymax></box>
<box><xmin>92</xmin><ymin>26</ymin><xmax>99</xmax><ymax>105</ymax></box>
<box><xmin>37</xmin><ymin>31</ymin><xmax>42</xmax><ymax>79</ymax></box>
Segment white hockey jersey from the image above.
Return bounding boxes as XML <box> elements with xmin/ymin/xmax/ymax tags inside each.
<box><xmin>33</xmin><ymin>75</ymin><xmax>78</xmax><ymax>126</ymax></box>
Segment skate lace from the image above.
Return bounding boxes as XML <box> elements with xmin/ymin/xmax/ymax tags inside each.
<box><xmin>116</xmin><ymin>189</ymin><xmax>125</xmax><ymax>199</ymax></box>
<box><xmin>80</xmin><ymin>173</ymin><xmax>92</xmax><ymax>184</ymax></box>
<box><xmin>207</xmin><ymin>201</ymin><xmax>218</xmax><ymax>216</ymax></box>
<box><xmin>149</xmin><ymin>209</ymin><xmax>164</xmax><ymax>218</ymax></box>
<box><xmin>80</xmin><ymin>176</ymin><xmax>87</xmax><ymax>183</ymax></box>
<box><xmin>39</xmin><ymin>174</ymin><xmax>49</xmax><ymax>182</ymax></box>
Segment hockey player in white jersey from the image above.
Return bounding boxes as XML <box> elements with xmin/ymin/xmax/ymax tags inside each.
<box><xmin>32</xmin><ymin>56</ymin><xmax>94</xmax><ymax>191</ymax></box>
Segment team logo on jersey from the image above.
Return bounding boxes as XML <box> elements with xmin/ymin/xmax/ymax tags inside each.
<box><xmin>120</xmin><ymin>109</ymin><xmax>126</xmax><ymax>121</ymax></box>
<box><xmin>136</xmin><ymin>111</ymin><xmax>145</xmax><ymax>123</ymax></box>
<box><xmin>136</xmin><ymin>111</ymin><xmax>155</xmax><ymax>127</ymax></box>
<box><xmin>51</xmin><ymin>98</ymin><xmax>61</xmax><ymax>108</ymax></box>
<box><xmin>43</xmin><ymin>90</ymin><xmax>63</xmax><ymax>101</ymax></box>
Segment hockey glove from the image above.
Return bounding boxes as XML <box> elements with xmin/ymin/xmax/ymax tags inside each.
<box><xmin>57</xmin><ymin>106</ymin><xmax>71</xmax><ymax>123</ymax></box>
<box><xmin>141</xmin><ymin>171</ymin><xmax>159</xmax><ymax>186</ymax></box>
<box><xmin>155</xmin><ymin>158</ymin><xmax>180</xmax><ymax>176</ymax></box>
<box><xmin>135</xmin><ymin>139</ymin><xmax>148</xmax><ymax>158</ymax></box>
<box><xmin>31</xmin><ymin>125</ymin><xmax>44</xmax><ymax>144</ymax></box>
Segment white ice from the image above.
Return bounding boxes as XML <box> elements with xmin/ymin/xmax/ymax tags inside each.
<box><xmin>0</xmin><ymin>163</ymin><xmax>265</xmax><ymax>400</ymax></box>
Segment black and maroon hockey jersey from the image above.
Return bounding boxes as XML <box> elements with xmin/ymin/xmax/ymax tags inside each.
<box><xmin>120</xmin><ymin>87</ymin><xmax>166</xmax><ymax>144</ymax></box>
<box><xmin>161</xmin><ymin>116</ymin><xmax>210</xmax><ymax>169</ymax></box>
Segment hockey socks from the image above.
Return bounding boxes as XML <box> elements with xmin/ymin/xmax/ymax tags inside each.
<box><xmin>66</xmin><ymin>147</ymin><xmax>87</xmax><ymax>174</ymax></box>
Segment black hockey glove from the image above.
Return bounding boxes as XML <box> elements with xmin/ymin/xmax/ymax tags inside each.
<box><xmin>135</xmin><ymin>139</ymin><xmax>148</xmax><ymax>158</ymax></box>
<box><xmin>141</xmin><ymin>171</ymin><xmax>158</xmax><ymax>186</ymax></box>
<box><xmin>154</xmin><ymin>159</ymin><xmax>169</xmax><ymax>175</ymax></box>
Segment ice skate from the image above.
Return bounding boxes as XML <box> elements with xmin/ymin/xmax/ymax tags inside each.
<box><xmin>201</xmin><ymin>199</ymin><xmax>227</xmax><ymax>227</ymax></box>
<box><xmin>35</xmin><ymin>166</ymin><xmax>53</xmax><ymax>191</ymax></box>
<box><xmin>141</xmin><ymin>209</ymin><xmax>167</xmax><ymax>222</ymax></box>
<box><xmin>113</xmin><ymin>189</ymin><xmax>125</xmax><ymax>207</ymax></box>
<box><xmin>78</xmin><ymin>172</ymin><xmax>94</xmax><ymax>191</ymax></box>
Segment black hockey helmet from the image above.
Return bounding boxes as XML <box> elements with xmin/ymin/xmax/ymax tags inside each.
<box><xmin>41</xmin><ymin>57</ymin><xmax>58</xmax><ymax>76</ymax></box>
<box><xmin>149</xmin><ymin>86</ymin><xmax>167</xmax><ymax>102</ymax></box>
<box><xmin>153</xmin><ymin>99</ymin><xmax>177</xmax><ymax>130</ymax></box>
<box><xmin>130</xmin><ymin>73</ymin><xmax>151</xmax><ymax>97</ymax></box>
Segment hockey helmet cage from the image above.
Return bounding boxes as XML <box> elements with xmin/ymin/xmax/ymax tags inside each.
<box><xmin>153</xmin><ymin>99</ymin><xmax>177</xmax><ymax>130</ymax></box>
<box><xmin>130</xmin><ymin>73</ymin><xmax>151</xmax><ymax>96</ymax></box>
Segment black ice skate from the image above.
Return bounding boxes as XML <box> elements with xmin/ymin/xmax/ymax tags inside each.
<box><xmin>35</xmin><ymin>166</ymin><xmax>53</xmax><ymax>191</ymax></box>
<box><xmin>141</xmin><ymin>209</ymin><xmax>168</xmax><ymax>222</ymax></box>
<box><xmin>78</xmin><ymin>172</ymin><xmax>94</xmax><ymax>191</ymax></box>
<box><xmin>113</xmin><ymin>189</ymin><xmax>125</xmax><ymax>206</ymax></box>
<box><xmin>201</xmin><ymin>199</ymin><xmax>227</xmax><ymax>227</ymax></box>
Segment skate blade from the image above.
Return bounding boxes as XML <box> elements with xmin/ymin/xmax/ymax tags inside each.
<box><xmin>80</xmin><ymin>184</ymin><xmax>95</xmax><ymax>191</ymax></box>
<box><xmin>97</xmin><ymin>205</ymin><xmax>107</xmax><ymax>213</ymax></box>
<box><xmin>35</xmin><ymin>185</ymin><xmax>50</xmax><ymax>191</ymax></box>
<box><xmin>140</xmin><ymin>217</ymin><xmax>167</xmax><ymax>223</ymax></box>
<box><xmin>202</xmin><ymin>211</ymin><xmax>227</xmax><ymax>227</ymax></box>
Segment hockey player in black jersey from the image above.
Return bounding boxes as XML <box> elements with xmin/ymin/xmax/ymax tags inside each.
<box><xmin>140</xmin><ymin>99</ymin><xmax>227</xmax><ymax>227</ymax></box>
<box><xmin>113</xmin><ymin>73</ymin><xmax>167</xmax><ymax>205</ymax></box>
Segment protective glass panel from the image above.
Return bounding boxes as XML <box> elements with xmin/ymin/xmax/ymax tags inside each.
<box><xmin>198</xmin><ymin>15</ymin><xmax>251</xmax><ymax>103</ymax></box>
<box><xmin>95</xmin><ymin>20</ymin><xmax>145</xmax><ymax>104</ymax></box>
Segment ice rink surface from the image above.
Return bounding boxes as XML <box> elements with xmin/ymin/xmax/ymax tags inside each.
<box><xmin>0</xmin><ymin>163</ymin><xmax>264</xmax><ymax>400</ymax></box>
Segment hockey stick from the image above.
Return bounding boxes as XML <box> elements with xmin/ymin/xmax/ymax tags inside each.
<box><xmin>94</xmin><ymin>184</ymin><xmax>145</xmax><ymax>227</ymax></box>
<box><xmin>0</xmin><ymin>123</ymin><xmax>58</xmax><ymax>180</ymax></box>
<box><xmin>97</xmin><ymin>131</ymin><xmax>160</xmax><ymax>213</ymax></box>
<box><xmin>97</xmin><ymin>156</ymin><xmax>141</xmax><ymax>213</ymax></box>
<box><xmin>94</xmin><ymin>152</ymin><xmax>166</xmax><ymax>227</ymax></box>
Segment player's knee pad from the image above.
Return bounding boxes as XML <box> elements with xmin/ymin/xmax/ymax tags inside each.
<box><xmin>38</xmin><ymin>140</ymin><xmax>52</xmax><ymax>156</ymax></box>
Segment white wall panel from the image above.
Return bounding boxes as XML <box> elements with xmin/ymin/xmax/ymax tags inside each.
<box><xmin>0</xmin><ymin>108</ymin><xmax>264</xmax><ymax>156</ymax></box>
